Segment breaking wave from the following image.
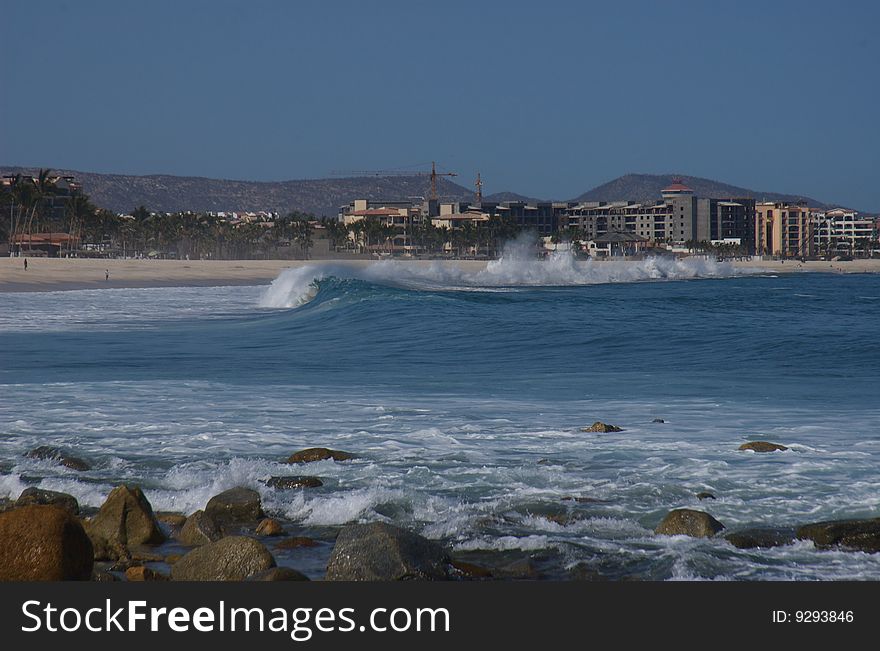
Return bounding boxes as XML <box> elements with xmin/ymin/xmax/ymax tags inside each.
<box><xmin>259</xmin><ymin>247</ymin><xmax>742</xmax><ymax>309</ymax></box>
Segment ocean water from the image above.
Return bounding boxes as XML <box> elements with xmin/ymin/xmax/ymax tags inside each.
<box><xmin>2</xmin><ymin>252</ymin><xmax>880</xmax><ymax>580</ymax></box>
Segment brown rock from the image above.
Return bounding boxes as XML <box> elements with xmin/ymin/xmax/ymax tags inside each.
<box><xmin>125</xmin><ymin>566</ymin><xmax>169</xmax><ymax>581</ymax></box>
<box><xmin>177</xmin><ymin>510</ymin><xmax>222</xmax><ymax>546</ymax></box>
<box><xmin>655</xmin><ymin>509</ymin><xmax>725</xmax><ymax>538</ymax></box>
<box><xmin>204</xmin><ymin>487</ymin><xmax>265</xmax><ymax>529</ymax></box>
<box><xmin>84</xmin><ymin>485</ymin><xmax>165</xmax><ymax>560</ymax></box>
<box><xmin>796</xmin><ymin>518</ymin><xmax>880</xmax><ymax>553</ymax></box>
<box><xmin>16</xmin><ymin>488</ymin><xmax>80</xmax><ymax>515</ymax></box>
<box><xmin>275</xmin><ymin>536</ymin><xmax>320</xmax><ymax>550</ymax></box>
<box><xmin>739</xmin><ymin>441</ymin><xmax>788</xmax><ymax>453</ymax></box>
<box><xmin>286</xmin><ymin>448</ymin><xmax>355</xmax><ymax>464</ymax></box>
<box><xmin>581</xmin><ymin>422</ymin><xmax>623</xmax><ymax>433</ymax></box>
<box><xmin>725</xmin><ymin>527</ymin><xmax>795</xmax><ymax>549</ymax></box>
<box><xmin>0</xmin><ymin>505</ymin><xmax>94</xmax><ymax>580</ymax></box>
<box><xmin>25</xmin><ymin>446</ymin><xmax>91</xmax><ymax>472</ymax></box>
<box><xmin>255</xmin><ymin>518</ymin><xmax>284</xmax><ymax>537</ymax></box>
<box><xmin>171</xmin><ymin>536</ymin><xmax>276</xmax><ymax>581</ymax></box>
<box><xmin>449</xmin><ymin>559</ymin><xmax>493</xmax><ymax>579</ymax></box>
<box><xmin>156</xmin><ymin>512</ymin><xmax>187</xmax><ymax>528</ymax></box>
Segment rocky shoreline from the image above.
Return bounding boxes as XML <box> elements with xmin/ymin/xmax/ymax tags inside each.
<box><xmin>2</xmin><ymin>436</ymin><xmax>880</xmax><ymax>582</ymax></box>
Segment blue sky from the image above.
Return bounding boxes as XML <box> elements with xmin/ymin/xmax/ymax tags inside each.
<box><xmin>2</xmin><ymin>0</ymin><xmax>879</xmax><ymax>210</ymax></box>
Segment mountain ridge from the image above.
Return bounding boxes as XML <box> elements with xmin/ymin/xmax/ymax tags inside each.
<box><xmin>1</xmin><ymin>166</ymin><xmax>867</xmax><ymax>216</ymax></box>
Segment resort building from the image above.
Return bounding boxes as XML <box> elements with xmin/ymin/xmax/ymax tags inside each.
<box><xmin>812</xmin><ymin>208</ymin><xmax>875</xmax><ymax>255</ymax></box>
<box><xmin>754</xmin><ymin>202</ymin><xmax>815</xmax><ymax>257</ymax></box>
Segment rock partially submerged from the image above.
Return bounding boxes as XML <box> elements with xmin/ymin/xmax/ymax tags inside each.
<box><xmin>85</xmin><ymin>485</ymin><xmax>165</xmax><ymax>560</ymax></box>
<box><xmin>286</xmin><ymin>448</ymin><xmax>355</xmax><ymax>464</ymax></box>
<box><xmin>25</xmin><ymin>446</ymin><xmax>91</xmax><ymax>472</ymax></box>
<box><xmin>171</xmin><ymin>536</ymin><xmax>276</xmax><ymax>581</ymax></box>
<box><xmin>655</xmin><ymin>509</ymin><xmax>725</xmax><ymax>538</ymax></box>
<box><xmin>255</xmin><ymin>518</ymin><xmax>284</xmax><ymax>537</ymax></box>
<box><xmin>16</xmin><ymin>487</ymin><xmax>80</xmax><ymax>515</ymax></box>
<box><xmin>176</xmin><ymin>510</ymin><xmax>222</xmax><ymax>546</ymax></box>
<box><xmin>696</xmin><ymin>492</ymin><xmax>716</xmax><ymax>501</ymax></box>
<box><xmin>0</xmin><ymin>504</ymin><xmax>94</xmax><ymax>580</ymax></box>
<box><xmin>581</xmin><ymin>422</ymin><xmax>623</xmax><ymax>433</ymax></box>
<box><xmin>205</xmin><ymin>487</ymin><xmax>265</xmax><ymax>529</ymax></box>
<box><xmin>275</xmin><ymin>536</ymin><xmax>321</xmax><ymax>550</ymax></box>
<box><xmin>125</xmin><ymin>566</ymin><xmax>169</xmax><ymax>581</ymax></box>
<box><xmin>725</xmin><ymin>527</ymin><xmax>796</xmax><ymax>550</ymax></box>
<box><xmin>739</xmin><ymin>441</ymin><xmax>788</xmax><ymax>453</ymax></box>
<box><xmin>796</xmin><ymin>518</ymin><xmax>880</xmax><ymax>553</ymax></box>
<box><xmin>266</xmin><ymin>476</ymin><xmax>323</xmax><ymax>489</ymax></box>
<box><xmin>325</xmin><ymin>522</ymin><xmax>450</xmax><ymax>581</ymax></box>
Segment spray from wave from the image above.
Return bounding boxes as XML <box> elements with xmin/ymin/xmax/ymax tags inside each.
<box><xmin>258</xmin><ymin>235</ymin><xmax>745</xmax><ymax>309</ymax></box>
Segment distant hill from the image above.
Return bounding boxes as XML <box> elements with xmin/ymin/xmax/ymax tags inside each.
<box><xmin>576</xmin><ymin>173</ymin><xmax>836</xmax><ymax>209</ymax></box>
<box><xmin>2</xmin><ymin>167</ymin><xmax>868</xmax><ymax>216</ymax></box>
<box><xmin>0</xmin><ymin>167</ymin><xmax>478</xmax><ymax>217</ymax></box>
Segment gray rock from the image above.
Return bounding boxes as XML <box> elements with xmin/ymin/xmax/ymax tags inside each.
<box><xmin>177</xmin><ymin>510</ymin><xmax>222</xmax><ymax>546</ymax></box>
<box><xmin>796</xmin><ymin>518</ymin><xmax>880</xmax><ymax>553</ymax></box>
<box><xmin>325</xmin><ymin>522</ymin><xmax>449</xmax><ymax>581</ymax></box>
<box><xmin>16</xmin><ymin>487</ymin><xmax>80</xmax><ymax>515</ymax></box>
<box><xmin>171</xmin><ymin>536</ymin><xmax>276</xmax><ymax>581</ymax></box>
<box><xmin>655</xmin><ymin>509</ymin><xmax>725</xmax><ymax>538</ymax></box>
<box><xmin>204</xmin><ymin>487</ymin><xmax>265</xmax><ymax>529</ymax></box>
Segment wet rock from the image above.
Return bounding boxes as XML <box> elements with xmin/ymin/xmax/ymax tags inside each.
<box><xmin>655</xmin><ymin>509</ymin><xmax>725</xmax><ymax>538</ymax></box>
<box><xmin>725</xmin><ymin>527</ymin><xmax>795</xmax><ymax>549</ymax></box>
<box><xmin>739</xmin><ymin>441</ymin><xmax>788</xmax><ymax>453</ymax></box>
<box><xmin>156</xmin><ymin>512</ymin><xmax>187</xmax><ymax>528</ymax></box>
<box><xmin>16</xmin><ymin>487</ymin><xmax>80</xmax><ymax>515</ymax></box>
<box><xmin>581</xmin><ymin>422</ymin><xmax>623</xmax><ymax>433</ymax></box>
<box><xmin>177</xmin><ymin>510</ymin><xmax>222</xmax><ymax>546</ymax></box>
<box><xmin>652</xmin><ymin>419</ymin><xmax>666</xmax><ymax>424</ymax></box>
<box><xmin>0</xmin><ymin>498</ymin><xmax>14</xmax><ymax>513</ymax></box>
<box><xmin>125</xmin><ymin>566</ymin><xmax>169</xmax><ymax>581</ymax></box>
<box><xmin>796</xmin><ymin>518</ymin><xmax>880</xmax><ymax>553</ymax></box>
<box><xmin>0</xmin><ymin>504</ymin><xmax>94</xmax><ymax>580</ymax></box>
<box><xmin>171</xmin><ymin>536</ymin><xmax>276</xmax><ymax>581</ymax></box>
<box><xmin>536</xmin><ymin>458</ymin><xmax>553</xmax><ymax>466</ymax></box>
<box><xmin>494</xmin><ymin>558</ymin><xmax>541</xmax><ymax>580</ymax></box>
<box><xmin>696</xmin><ymin>492</ymin><xmax>716</xmax><ymax>501</ymax></box>
<box><xmin>84</xmin><ymin>485</ymin><xmax>165</xmax><ymax>560</ymax></box>
<box><xmin>286</xmin><ymin>448</ymin><xmax>355</xmax><ymax>464</ymax></box>
<box><xmin>275</xmin><ymin>536</ymin><xmax>321</xmax><ymax>550</ymax></box>
<box><xmin>25</xmin><ymin>446</ymin><xmax>91</xmax><ymax>472</ymax></box>
<box><xmin>204</xmin><ymin>487</ymin><xmax>265</xmax><ymax>529</ymax></box>
<box><xmin>246</xmin><ymin>567</ymin><xmax>310</xmax><ymax>581</ymax></box>
<box><xmin>255</xmin><ymin>518</ymin><xmax>284</xmax><ymax>537</ymax></box>
<box><xmin>266</xmin><ymin>476</ymin><xmax>323</xmax><ymax>489</ymax></box>
<box><xmin>449</xmin><ymin>559</ymin><xmax>493</xmax><ymax>579</ymax></box>
<box><xmin>325</xmin><ymin>522</ymin><xmax>450</xmax><ymax>581</ymax></box>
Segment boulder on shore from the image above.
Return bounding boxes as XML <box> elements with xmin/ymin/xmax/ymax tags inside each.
<box><xmin>266</xmin><ymin>476</ymin><xmax>323</xmax><ymax>489</ymax></box>
<box><xmin>796</xmin><ymin>518</ymin><xmax>880</xmax><ymax>553</ymax></box>
<box><xmin>739</xmin><ymin>441</ymin><xmax>788</xmax><ymax>453</ymax></box>
<box><xmin>84</xmin><ymin>485</ymin><xmax>165</xmax><ymax>560</ymax></box>
<box><xmin>16</xmin><ymin>487</ymin><xmax>80</xmax><ymax>515</ymax></box>
<box><xmin>204</xmin><ymin>487</ymin><xmax>265</xmax><ymax>529</ymax></box>
<box><xmin>725</xmin><ymin>527</ymin><xmax>795</xmax><ymax>550</ymax></box>
<box><xmin>25</xmin><ymin>446</ymin><xmax>91</xmax><ymax>472</ymax></box>
<box><xmin>176</xmin><ymin>510</ymin><xmax>222</xmax><ymax>546</ymax></box>
<box><xmin>325</xmin><ymin>522</ymin><xmax>450</xmax><ymax>581</ymax></box>
<box><xmin>580</xmin><ymin>422</ymin><xmax>623</xmax><ymax>433</ymax></box>
<box><xmin>0</xmin><ymin>504</ymin><xmax>94</xmax><ymax>580</ymax></box>
<box><xmin>171</xmin><ymin>536</ymin><xmax>276</xmax><ymax>581</ymax></box>
<box><xmin>655</xmin><ymin>509</ymin><xmax>725</xmax><ymax>538</ymax></box>
<box><xmin>286</xmin><ymin>448</ymin><xmax>355</xmax><ymax>464</ymax></box>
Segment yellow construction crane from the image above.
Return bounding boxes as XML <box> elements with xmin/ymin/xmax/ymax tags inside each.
<box><xmin>331</xmin><ymin>162</ymin><xmax>457</xmax><ymax>201</ymax></box>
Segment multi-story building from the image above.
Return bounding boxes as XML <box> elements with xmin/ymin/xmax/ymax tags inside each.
<box><xmin>812</xmin><ymin>208</ymin><xmax>874</xmax><ymax>255</ymax></box>
<box><xmin>754</xmin><ymin>202</ymin><xmax>814</xmax><ymax>257</ymax></box>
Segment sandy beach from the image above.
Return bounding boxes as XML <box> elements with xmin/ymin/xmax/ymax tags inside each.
<box><xmin>1</xmin><ymin>256</ymin><xmax>879</xmax><ymax>292</ymax></box>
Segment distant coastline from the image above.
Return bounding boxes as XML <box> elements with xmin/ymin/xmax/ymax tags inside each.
<box><xmin>2</xmin><ymin>257</ymin><xmax>880</xmax><ymax>294</ymax></box>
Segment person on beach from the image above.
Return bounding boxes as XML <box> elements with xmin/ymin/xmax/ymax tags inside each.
<box><xmin>105</xmin><ymin>269</ymin><xmax>109</xmax><ymax>281</ymax></box>
<box><xmin>23</xmin><ymin>258</ymin><xmax>28</xmax><ymax>270</ymax></box>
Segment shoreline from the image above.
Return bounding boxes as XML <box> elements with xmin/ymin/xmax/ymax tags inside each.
<box><xmin>1</xmin><ymin>256</ymin><xmax>879</xmax><ymax>293</ymax></box>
